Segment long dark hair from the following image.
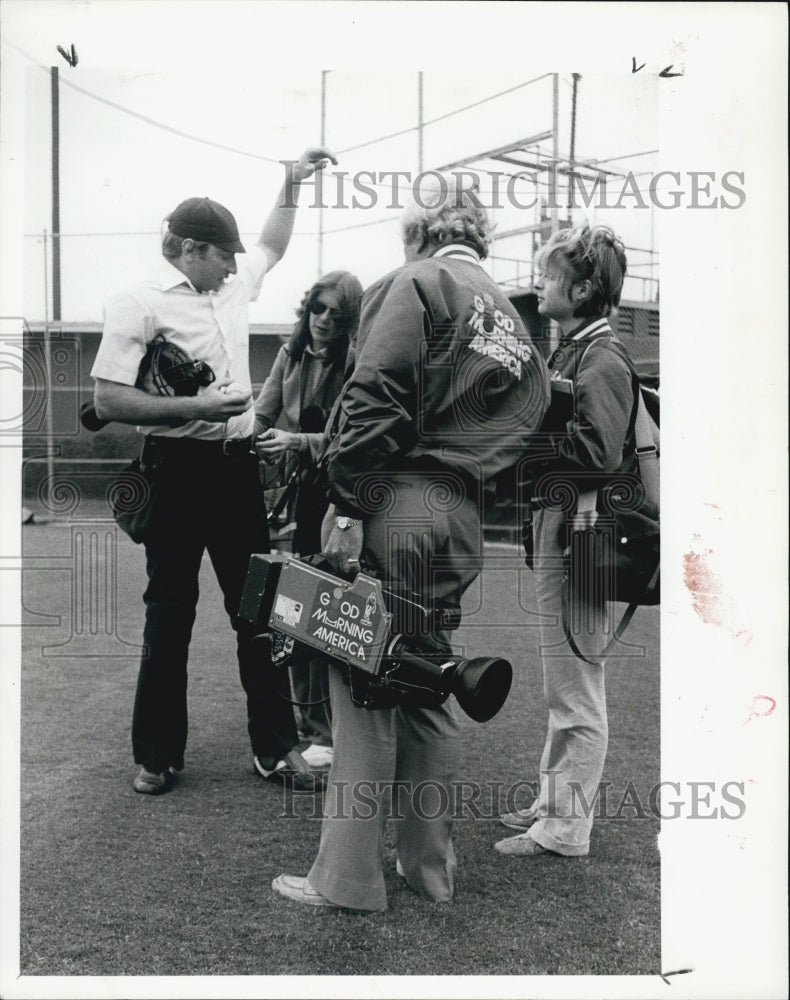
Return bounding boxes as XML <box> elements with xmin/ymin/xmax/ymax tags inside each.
<box><xmin>286</xmin><ymin>270</ymin><xmax>363</xmax><ymax>364</ymax></box>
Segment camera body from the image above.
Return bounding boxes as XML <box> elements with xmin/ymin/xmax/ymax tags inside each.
<box><xmin>239</xmin><ymin>553</ymin><xmax>512</xmax><ymax>723</ymax></box>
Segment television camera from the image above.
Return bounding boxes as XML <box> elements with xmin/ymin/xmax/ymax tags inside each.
<box><xmin>239</xmin><ymin>554</ymin><xmax>512</xmax><ymax>723</ymax></box>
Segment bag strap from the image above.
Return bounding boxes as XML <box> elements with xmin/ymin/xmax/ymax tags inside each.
<box><xmin>633</xmin><ymin>390</ymin><xmax>659</xmax><ymax>511</ymax></box>
<box><xmin>561</xmin><ymin>558</ymin><xmax>659</xmax><ymax>665</ymax></box>
<box><xmin>266</xmin><ymin>461</ymin><xmax>302</xmax><ymax>523</ymax></box>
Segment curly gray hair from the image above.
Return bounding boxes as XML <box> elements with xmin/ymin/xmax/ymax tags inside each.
<box><xmin>400</xmin><ymin>173</ymin><xmax>492</xmax><ymax>259</ymax></box>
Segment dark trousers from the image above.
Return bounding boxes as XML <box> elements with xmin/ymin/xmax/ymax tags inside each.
<box><xmin>131</xmin><ymin>438</ymin><xmax>297</xmax><ymax>772</ymax></box>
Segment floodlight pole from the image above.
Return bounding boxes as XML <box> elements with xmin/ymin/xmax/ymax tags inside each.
<box><xmin>318</xmin><ymin>69</ymin><xmax>327</xmax><ymax>277</ymax></box>
<box><xmin>551</xmin><ymin>73</ymin><xmax>559</xmax><ymax>237</ymax></box>
<box><xmin>42</xmin><ymin>230</ymin><xmax>55</xmax><ymax>510</ymax></box>
<box><xmin>548</xmin><ymin>74</ymin><xmax>561</xmax><ymax>353</ymax></box>
<box><xmin>50</xmin><ymin>67</ymin><xmax>61</xmax><ymax>321</ymax></box>
<box><xmin>417</xmin><ymin>72</ymin><xmax>424</xmax><ymax>172</ymax></box>
<box><xmin>568</xmin><ymin>73</ymin><xmax>580</xmax><ymax>215</ymax></box>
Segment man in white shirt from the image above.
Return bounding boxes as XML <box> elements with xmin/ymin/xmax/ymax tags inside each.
<box><xmin>91</xmin><ymin>147</ymin><xmax>335</xmax><ymax>795</ymax></box>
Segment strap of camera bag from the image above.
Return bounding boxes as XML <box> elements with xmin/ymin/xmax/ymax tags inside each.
<box><xmin>633</xmin><ymin>389</ymin><xmax>659</xmax><ymax>511</ymax></box>
<box><xmin>266</xmin><ymin>460</ymin><xmax>302</xmax><ymax>524</ymax></box>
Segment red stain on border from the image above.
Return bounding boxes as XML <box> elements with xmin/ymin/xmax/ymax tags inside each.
<box><xmin>746</xmin><ymin>695</ymin><xmax>776</xmax><ymax>724</ymax></box>
<box><xmin>683</xmin><ymin>537</ymin><xmax>753</xmax><ymax>641</ymax></box>
<box><xmin>682</xmin><ymin>545</ymin><xmax>730</xmax><ymax>626</ymax></box>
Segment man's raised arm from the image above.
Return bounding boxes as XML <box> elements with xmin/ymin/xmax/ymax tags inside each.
<box><xmin>258</xmin><ymin>146</ymin><xmax>337</xmax><ymax>268</ymax></box>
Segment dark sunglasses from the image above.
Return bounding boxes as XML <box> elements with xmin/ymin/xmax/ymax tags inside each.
<box><xmin>309</xmin><ymin>299</ymin><xmax>341</xmax><ymax>319</ymax></box>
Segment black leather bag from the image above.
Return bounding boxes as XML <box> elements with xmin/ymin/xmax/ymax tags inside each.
<box><xmin>108</xmin><ymin>457</ymin><xmax>159</xmax><ymax>544</ymax></box>
<box><xmin>562</xmin><ymin>509</ymin><xmax>659</xmax><ymax>663</ymax></box>
<box><xmin>524</xmin><ymin>495</ymin><xmax>660</xmax><ymax>606</ymax></box>
<box><xmin>585</xmin><ymin>475</ymin><xmax>660</xmax><ymax>607</ymax></box>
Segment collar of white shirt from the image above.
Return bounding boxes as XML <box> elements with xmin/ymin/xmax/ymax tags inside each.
<box><xmin>155</xmin><ymin>255</ymin><xmax>198</xmax><ymax>293</ymax></box>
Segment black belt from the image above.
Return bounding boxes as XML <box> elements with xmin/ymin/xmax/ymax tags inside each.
<box><xmin>144</xmin><ymin>435</ymin><xmax>253</xmax><ymax>461</ymax></box>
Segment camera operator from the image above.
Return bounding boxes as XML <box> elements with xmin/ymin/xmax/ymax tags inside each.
<box><xmin>272</xmin><ymin>179</ymin><xmax>550</xmax><ymax>911</ymax></box>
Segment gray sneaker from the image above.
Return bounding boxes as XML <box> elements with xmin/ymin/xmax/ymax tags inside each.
<box><xmin>494</xmin><ymin>833</ymin><xmax>553</xmax><ymax>856</ymax></box>
<box><xmin>133</xmin><ymin>766</ymin><xmax>176</xmax><ymax>795</ymax></box>
<box><xmin>499</xmin><ymin>808</ymin><xmax>537</xmax><ymax>830</ymax></box>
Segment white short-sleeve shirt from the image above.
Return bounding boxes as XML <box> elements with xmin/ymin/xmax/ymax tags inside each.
<box><xmin>91</xmin><ymin>246</ymin><xmax>270</xmax><ymax>439</ymax></box>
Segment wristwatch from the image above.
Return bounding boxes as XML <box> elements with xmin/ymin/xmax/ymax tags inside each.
<box><xmin>335</xmin><ymin>515</ymin><xmax>362</xmax><ymax>531</ymax></box>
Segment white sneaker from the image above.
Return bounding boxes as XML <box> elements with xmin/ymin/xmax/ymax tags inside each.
<box><xmin>272</xmin><ymin>875</ymin><xmax>335</xmax><ymax>907</ymax></box>
<box><xmin>300</xmin><ymin>744</ymin><xmax>334</xmax><ymax>767</ymax></box>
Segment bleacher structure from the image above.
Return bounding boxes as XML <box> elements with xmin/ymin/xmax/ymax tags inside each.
<box><xmin>433</xmin><ymin>129</ymin><xmax>659</xmax><ymax>385</ymax></box>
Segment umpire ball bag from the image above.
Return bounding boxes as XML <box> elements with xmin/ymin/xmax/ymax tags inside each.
<box><xmin>105</xmin><ymin>335</ymin><xmax>217</xmax><ymax>541</ymax></box>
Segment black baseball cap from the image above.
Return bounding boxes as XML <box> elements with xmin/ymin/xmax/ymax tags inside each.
<box><xmin>167</xmin><ymin>197</ymin><xmax>246</xmax><ymax>253</ymax></box>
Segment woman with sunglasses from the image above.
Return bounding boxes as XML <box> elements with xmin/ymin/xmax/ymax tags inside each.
<box><xmin>252</xmin><ymin>270</ymin><xmax>363</xmax><ymax>767</ymax></box>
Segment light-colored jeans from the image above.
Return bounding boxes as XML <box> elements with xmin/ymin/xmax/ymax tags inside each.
<box><xmin>308</xmin><ymin>471</ymin><xmax>481</xmax><ymax>909</ymax></box>
<box><xmin>525</xmin><ymin>506</ymin><xmax>609</xmax><ymax>856</ymax></box>
<box><xmin>308</xmin><ymin>667</ymin><xmax>461</xmax><ymax>911</ymax></box>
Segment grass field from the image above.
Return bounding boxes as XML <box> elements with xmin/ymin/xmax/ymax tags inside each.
<box><xmin>17</xmin><ymin>519</ymin><xmax>660</xmax><ymax>980</ymax></box>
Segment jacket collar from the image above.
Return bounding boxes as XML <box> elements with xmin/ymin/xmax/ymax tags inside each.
<box><xmin>432</xmin><ymin>243</ymin><xmax>483</xmax><ymax>265</ymax></box>
<box><xmin>564</xmin><ymin>317</ymin><xmax>612</xmax><ymax>343</ymax></box>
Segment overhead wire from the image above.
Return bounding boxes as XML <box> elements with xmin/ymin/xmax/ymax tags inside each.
<box><xmin>4</xmin><ymin>38</ymin><xmax>281</xmax><ymax>164</ymax></box>
<box><xmin>8</xmin><ymin>38</ymin><xmax>554</xmax><ymax>182</ymax></box>
<box><xmin>335</xmin><ymin>73</ymin><xmax>553</xmax><ymax>154</ymax></box>
<box><xmin>8</xmin><ymin>38</ymin><xmax>562</xmax><ymax>239</ymax></box>
<box><xmin>9</xmin><ymin>40</ymin><xmax>659</xmax><ymax>252</ymax></box>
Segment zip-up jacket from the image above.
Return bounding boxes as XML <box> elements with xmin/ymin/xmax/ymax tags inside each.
<box><xmin>324</xmin><ymin>245</ymin><xmax>551</xmax><ymax>518</ymax></box>
<box><xmin>254</xmin><ymin>341</ymin><xmax>348</xmax><ymax>467</ymax></box>
<box><xmin>531</xmin><ymin>316</ymin><xmax>638</xmax><ymax>502</ymax></box>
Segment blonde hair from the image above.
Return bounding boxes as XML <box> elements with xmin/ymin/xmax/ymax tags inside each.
<box><xmin>536</xmin><ymin>225</ymin><xmax>627</xmax><ymax>317</ymax></box>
